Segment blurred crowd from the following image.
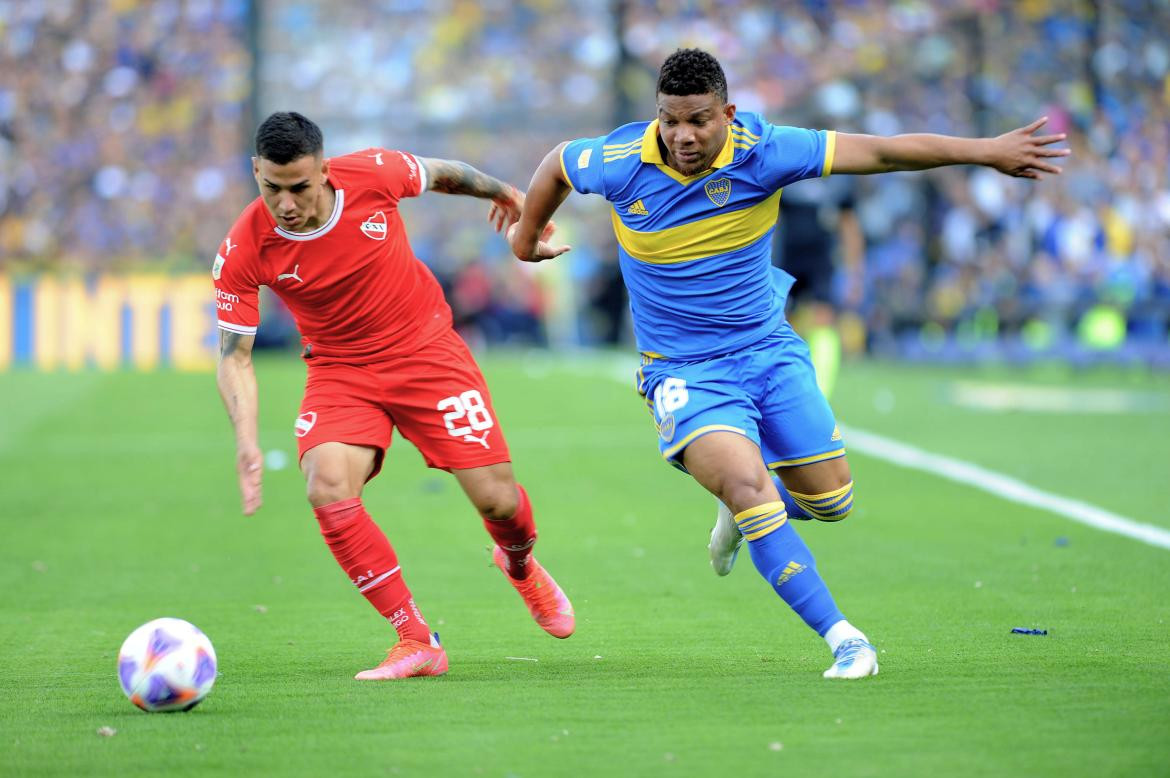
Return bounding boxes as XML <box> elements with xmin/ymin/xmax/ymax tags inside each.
<box><xmin>3</xmin><ymin>0</ymin><xmax>1168</xmax><ymax>360</ymax></box>
<box><xmin>256</xmin><ymin>0</ymin><xmax>624</xmax><ymax>349</ymax></box>
<box><xmin>622</xmin><ymin>0</ymin><xmax>1170</xmax><ymax>360</ymax></box>
<box><xmin>0</xmin><ymin>0</ymin><xmax>255</xmax><ymax>270</ymax></box>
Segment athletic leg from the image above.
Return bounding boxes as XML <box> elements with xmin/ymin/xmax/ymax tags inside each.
<box><xmin>302</xmin><ymin>442</ymin><xmax>445</xmax><ymax>679</ymax></box>
<box><xmin>381</xmin><ymin>330</ymin><xmax>574</xmax><ymax>639</ymax></box>
<box><xmin>684</xmin><ymin>434</ymin><xmax>845</xmax><ymax>631</ymax></box>
<box><xmin>709</xmin><ymin>456</ymin><xmax>852</xmax><ymax>575</ymax></box>
<box><xmin>452</xmin><ymin>462</ymin><xmax>530</xmax><ymax>575</ymax></box>
<box><xmin>686</xmin><ymin>432</ymin><xmax>876</xmax><ymax>678</ymax></box>
<box><xmin>453</xmin><ymin>463</ymin><xmax>575</xmax><ymax>638</ymax></box>
<box><xmin>772</xmin><ymin>455</ymin><xmax>855</xmax><ymax>522</ymax></box>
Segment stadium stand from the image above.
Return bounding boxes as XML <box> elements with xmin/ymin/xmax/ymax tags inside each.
<box><xmin>2</xmin><ymin>1</ymin><xmax>1166</xmax><ymax>361</ymax></box>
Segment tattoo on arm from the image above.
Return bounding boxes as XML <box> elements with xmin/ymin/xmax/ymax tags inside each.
<box><xmin>423</xmin><ymin>158</ymin><xmax>509</xmax><ymax>199</ymax></box>
<box><xmin>217</xmin><ymin>330</ymin><xmax>253</xmax><ymax>423</ymax></box>
<box><xmin>219</xmin><ymin>330</ymin><xmax>246</xmax><ymax>359</ymax></box>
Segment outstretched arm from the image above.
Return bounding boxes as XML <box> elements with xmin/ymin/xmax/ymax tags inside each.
<box><xmin>417</xmin><ymin>156</ymin><xmax>528</xmax><ymax>234</ymax></box>
<box><xmin>832</xmin><ymin>117</ymin><xmax>1069</xmax><ymax>179</ymax></box>
<box><xmin>216</xmin><ymin>329</ymin><xmax>262</xmax><ymax>516</ymax></box>
<box><xmin>507</xmin><ymin>143</ymin><xmax>573</xmax><ymax>262</ymax></box>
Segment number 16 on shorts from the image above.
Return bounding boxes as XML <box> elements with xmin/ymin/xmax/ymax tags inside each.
<box><xmin>437</xmin><ymin>390</ymin><xmax>494</xmax><ymax>449</ymax></box>
<box><xmin>653</xmin><ymin>377</ymin><xmax>689</xmax><ymax>416</ymax></box>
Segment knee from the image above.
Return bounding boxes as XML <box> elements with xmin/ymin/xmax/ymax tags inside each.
<box><xmin>721</xmin><ymin>473</ymin><xmax>778</xmax><ymax>516</ymax></box>
<box><xmin>305</xmin><ymin>470</ymin><xmax>355</xmax><ymax>508</ymax></box>
<box><xmin>473</xmin><ymin>481</ymin><xmax>519</xmax><ymax>521</ymax></box>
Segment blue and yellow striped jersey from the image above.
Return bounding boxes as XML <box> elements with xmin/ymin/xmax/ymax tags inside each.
<box><xmin>561</xmin><ymin>112</ymin><xmax>836</xmax><ymax>360</ymax></box>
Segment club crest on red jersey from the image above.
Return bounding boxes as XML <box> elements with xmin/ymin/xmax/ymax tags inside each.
<box><xmin>295</xmin><ymin>411</ymin><xmax>317</xmax><ymax>438</ymax></box>
<box><xmin>361</xmin><ymin>211</ymin><xmax>387</xmax><ymax>241</ymax></box>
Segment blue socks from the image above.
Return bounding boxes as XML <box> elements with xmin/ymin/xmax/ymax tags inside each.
<box><xmin>771</xmin><ymin>473</ymin><xmax>856</xmax><ymax>522</ymax></box>
<box><xmin>771</xmin><ymin>474</ymin><xmax>813</xmax><ymax>520</ymax></box>
<box><xmin>734</xmin><ymin>502</ymin><xmax>845</xmax><ymax>636</ymax></box>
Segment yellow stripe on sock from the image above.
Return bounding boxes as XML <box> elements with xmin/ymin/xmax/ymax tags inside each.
<box><xmin>738</xmin><ymin>513</ymin><xmax>782</xmax><ymax>534</ymax></box>
<box><xmin>788</xmin><ymin>481</ymin><xmax>853</xmax><ymax>502</ymax></box>
<box><xmin>743</xmin><ymin>518</ymin><xmax>786</xmax><ymax>540</ymax></box>
<box><xmin>734</xmin><ymin>501</ymin><xmax>788</xmax><ymax>540</ymax></box>
<box><xmin>790</xmin><ymin>482</ymin><xmax>855</xmax><ymax>521</ymax></box>
<box><xmin>734</xmin><ymin>501</ymin><xmax>786</xmax><ymax>525</ymax></box>
<box><xmin>793</xmin><ymin>492</ymin><xmax>850</xmax><ymax>513</ymax></box>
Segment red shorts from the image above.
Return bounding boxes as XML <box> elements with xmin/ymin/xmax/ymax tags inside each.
<box><xmin>294</xmin><ymin>328</ymin><xmax>511</xmax><ymax>478</ymax></box>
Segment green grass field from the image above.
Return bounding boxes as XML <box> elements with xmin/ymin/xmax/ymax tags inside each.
<box><xmin>2</xmin><ymin>354</ymin><xmax>1168</xmax><ymax>777</ymax></box>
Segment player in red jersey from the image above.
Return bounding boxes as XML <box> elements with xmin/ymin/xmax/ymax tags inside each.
<box><xmin>214</xmin><ymin>112</ymin><xmax>573</xmax><ymax>680</ymax></box>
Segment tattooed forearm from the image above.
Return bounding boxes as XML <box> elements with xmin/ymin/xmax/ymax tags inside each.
<box><xmin>215</xmin><ymin>329</ymin><xmax>258</xmax><ymax>439</ymax></box>
<box><xmin>423</xmin><ymin>158</ymin><xmax>511</xmax><ymax>199</ymax></box>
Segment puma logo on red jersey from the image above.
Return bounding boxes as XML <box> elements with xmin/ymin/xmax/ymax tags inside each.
<box><xmin>277</xmin><ymin>264</ymin><xmax>303</xmax><ymax>283</ymax></box>
<box><xmin>361</xmin><ymin>211</ymin><xmax>387</xmax><ymax>241</ymax></box>
<box><xmin>463</xmin><ymin>430</ymin><xmax>491</xmax><ymax>449</ymax></box>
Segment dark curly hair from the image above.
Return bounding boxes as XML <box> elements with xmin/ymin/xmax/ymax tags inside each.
<box><xmin>656</xmin><ymin>48</ymin><xmax>728</xmax><ymax>102</ymax></box>
<box><xmin>255</xmin><ymin>112</ymin><xmax>323</xmax><ymax>164</ymax></box>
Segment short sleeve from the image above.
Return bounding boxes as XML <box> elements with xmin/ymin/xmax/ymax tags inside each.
<box><xmin>560</xmin><ymin>136</ymin><xmax>608</xmax><ymax>197</ymax></box>
<box><xmin>367</xmin><ymin>148</ymin><xmax>427</xmax><ymax>201</ymax></box>
<box><xmin>213</xmin><ymin>234</ymin><xmax>261</xmax><ymax>335</ymax></box>
<box><xmin>757</xmin><ymin>125</ymin><xmax>835</xmax><ymax>192</ymax></box>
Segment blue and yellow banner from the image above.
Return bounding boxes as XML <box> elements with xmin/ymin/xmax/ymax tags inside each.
<box><xmin>0</xmin><ymin>275</ymin><xmax>217</xmax><ymax>371</ymax></box>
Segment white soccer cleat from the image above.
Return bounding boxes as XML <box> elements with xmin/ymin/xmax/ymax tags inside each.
<box><xmin>823</xmin><ymin>637</ymin><xmax>879</xmax><ymax>679</ymax></box>
<box><xmin>708</xmin><ymin>500</ymin><xmax>744</xmax><ymax>576</ymax></box>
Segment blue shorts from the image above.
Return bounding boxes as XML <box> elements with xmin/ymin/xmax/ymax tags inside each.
<box><xmin>635</xmin><ymin>322</ymin><xmax>845</xmax><ymax>471</ymax></box>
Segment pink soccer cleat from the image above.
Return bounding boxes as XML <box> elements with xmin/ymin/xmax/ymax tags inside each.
<box><xmin>492</xmin><ymin>546</ymin><xmax>575</xmax><ymax>639</ymax></box>
<box><xmin>354</xmin><ymin>633</ymin><xmax>448</xmax><ymax>680</ymax></box>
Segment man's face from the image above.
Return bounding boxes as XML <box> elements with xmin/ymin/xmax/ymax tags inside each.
<box><xmin>253</xmin><ymin>153</ymin><xmax>328</xmax><ymax>232</ymax></box>
<box><xmin>656</xmin><ymin>93</ymin><xmax>736</xmax><ymax>176</ymax></box>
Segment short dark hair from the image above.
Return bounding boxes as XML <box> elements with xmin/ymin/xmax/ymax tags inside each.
<box><xmin>656</xmin><ymin>48</ymin><xmax>728</xmax><ymax>102</ymax></box>
<box><xmin>254</xmin><ymin>112</ymin><xmax>323</xmax><ymax>164</ymax></box>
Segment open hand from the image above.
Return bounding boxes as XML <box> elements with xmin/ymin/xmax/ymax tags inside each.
<box><xmin>506</xmin><ymin>221</ymin><xmax>571</xmax><ymax>262</ymax></box>
<box><xmin>989</xmin><ymin>117</ymin><xmax>1070</xmax><ymax>179</ymax></box>
<box><xmin>236</xmin><ymin>444</ymin><xmax>263</xmax><ymax>516</ymax></box>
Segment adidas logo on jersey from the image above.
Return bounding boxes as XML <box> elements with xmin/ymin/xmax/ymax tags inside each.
<box><xmin>627</xmin><ymin>199</ymin><xmax>649</xmax><ymax>216</ymax></box>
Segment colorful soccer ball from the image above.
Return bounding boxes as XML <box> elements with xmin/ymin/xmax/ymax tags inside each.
<box><xmin>117</xmin><ymin>617</ymin><xmax>217</xmax><ymax>712</ymax></box>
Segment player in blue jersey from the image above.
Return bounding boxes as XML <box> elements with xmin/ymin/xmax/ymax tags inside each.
<box><xmin>507</xmin><ymin>49</ymin><xmax>1068</xmax><ymax>679</ymax></box>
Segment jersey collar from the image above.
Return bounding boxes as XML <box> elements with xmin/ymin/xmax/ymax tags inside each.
<box><xmin>640</xmin><ymin>119</ymin><xmax>735</xmax><ymax>184</ymax></box>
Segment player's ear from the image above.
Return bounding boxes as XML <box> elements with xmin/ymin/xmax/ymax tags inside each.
<box><xmin>723</xmin><ymin>103</ymin><xmax>736</xmax><ymax>124</ymax></box>
<box><xmin>251</xmin><ymin>156</ymin><xmax>260</xmax><ymax>177</ymax></box>
<box><xmin>319</xmin><ymin>156</ymin><xmax>330</xmax><ymax>180</ymax></box>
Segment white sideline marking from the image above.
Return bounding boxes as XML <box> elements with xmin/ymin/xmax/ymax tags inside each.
<box><xmin>576</xmin><ymin>356</ymin><xmax>1170</xmax><ymax>551</ymax></box>
<box><xmin>844</xmin><ymin>427</ymin><xmax>1170</xmax><ymax>551</ymax></box>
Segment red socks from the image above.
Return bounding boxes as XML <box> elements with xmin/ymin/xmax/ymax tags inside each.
<box><xmin>481</xmin><ymin>484</ymin><xmax>538</xmax><ymax>579</ymax></box>
<box><xmin>313</xmin><ymin>498</ymin><xmax>430</xmax><ymax>643</ymax></box>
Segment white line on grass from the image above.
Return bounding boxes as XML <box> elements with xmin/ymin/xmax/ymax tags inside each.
<box><xmin>574</xmin><ymin>356</ymin><xmax>1170</xmax><ymax>551</ymax></box>
<box><xmin>843</xmin><ymin>426</ymin><xmax>1170</xmax><ymax>551</ymax></box>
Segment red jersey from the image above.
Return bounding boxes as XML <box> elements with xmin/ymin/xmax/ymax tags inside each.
<box><xmin>213</xmin><ymin>148</ymin><xmax>450</xmax><ymax>360</ymax></box>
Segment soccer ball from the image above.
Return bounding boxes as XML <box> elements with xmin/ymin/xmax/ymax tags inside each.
<box><xmin>117</xmin><ymin>617</ymin><xmax>217</xmax><ymax>712</ymax></box>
